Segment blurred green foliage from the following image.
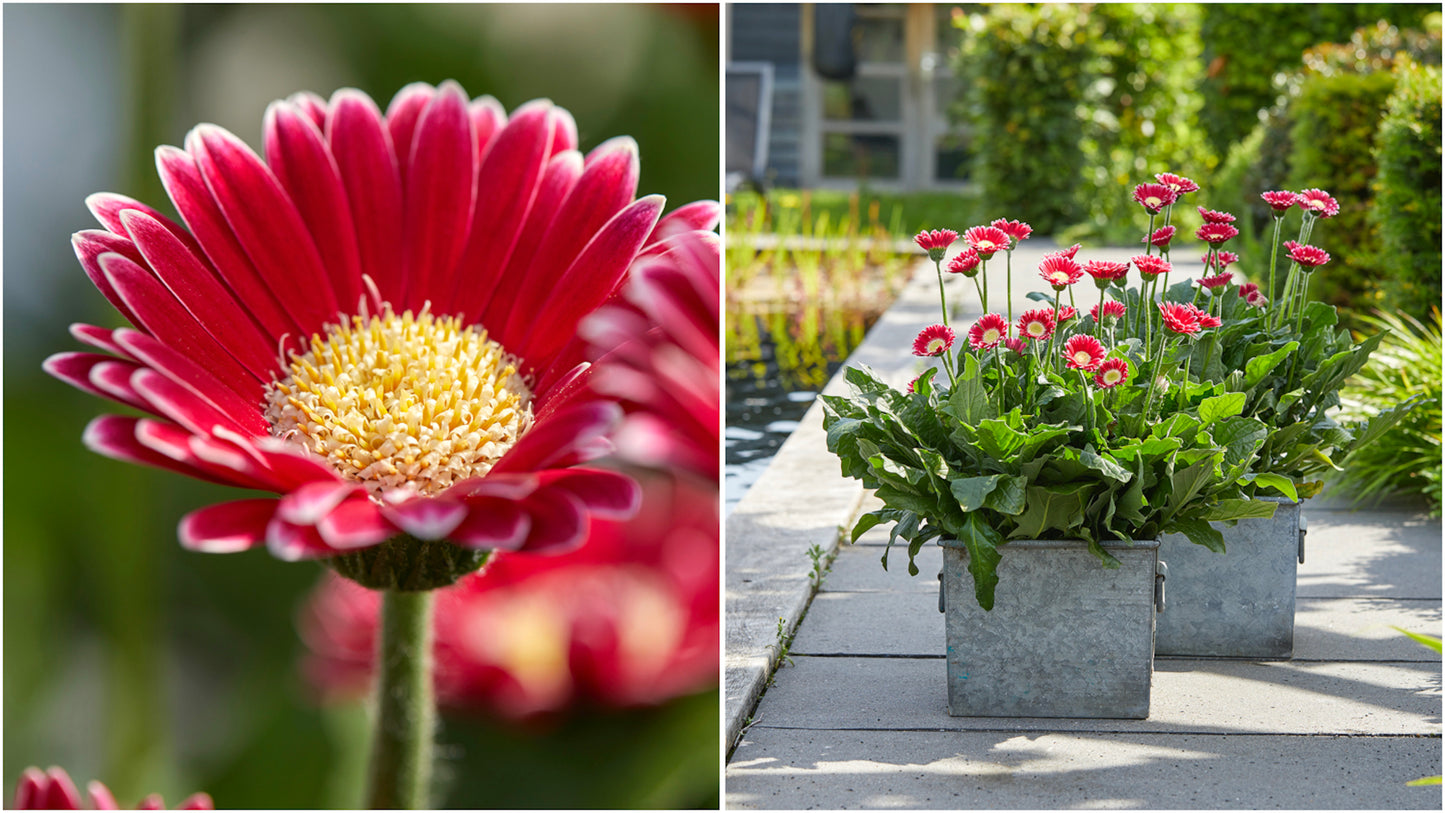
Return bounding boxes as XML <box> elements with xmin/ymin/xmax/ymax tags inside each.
<box><xmin>728</xmin><ymin>187</ymin><xmax>986</xmax><ymax>238</ymax></box>
<box><xmin>1371</xmin><ymin>60</ymin><xmax>1443</xmax><ymax>316</ymax></box>
<box><xmin>1197</xmin><ymin>3</ymin><xmax>1435</xmax><ymax>155</ymax></box>
<box><xmin>5</xmin><ymin>3</ymin><xmax>718</xmax><ymax>809</ymax></box>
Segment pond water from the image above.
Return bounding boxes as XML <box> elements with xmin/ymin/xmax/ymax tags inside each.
<box><xmin>724</xmin><ymin>303</ymin><xmax>885</xmax><ymax>514</ymax></box>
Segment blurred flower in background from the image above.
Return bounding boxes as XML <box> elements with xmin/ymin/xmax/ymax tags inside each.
<box><xmin>4</xmin><ymin>3</ymin><xmax>718</xmax><ymax>809</ymax></box>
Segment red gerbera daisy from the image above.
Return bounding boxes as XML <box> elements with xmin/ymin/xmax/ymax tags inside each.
<box><xmin>914</xmin><ymin>228</ymin><xmax>959</xmax><ymax>261</ymax></box>
<box><xmin>1286</xmin><ymin>242</ymin><xmax>1331</xmax><ymax>268</ymax></box>
<box><xmin>1197</xmin><ymin>272</ymin><xmax>1233</xmax><ymax>292</ymax></box>
<box><xmin>1155</xmin><ymin>172</ymin><xmax>1199</xmax><ymax>195</ymax></box>
<box><xmin>12</xmin><ymin>767</ymin><xmax>212</xmax><ymax>810</ymax></box>
<box><xmin>1093</xmin><ymin>357</ymin><xmax>1130</xmax><ymax>388</ymax></box>
<box><xmin>1158</xmin><ymin>301</ymin><xmax>1202</xmax><ymax>335</ymax></box>
<box><xmin>907</xmin><ymin>374</ymin><xmax>921</xmax><ymax>394</ymax></box>
<box><xmin>1132</xmin><ymin>183</ymin><xmax>1176</xmax><ymax>214</ymax></box>
<box><xmin>1038</xmin><ymin>254</ymin><xmax>1083</xmax><ymax>289</ymax></box>
<box><xmin>1145</xmin><ymin>225</ymin><xmax>1176</xmax><ymax>249</ymax></box>
<box><xmin>1132</xmin><ymin>254</ymin><xmax>1171</xmax><ymax>280</ymax></box>
<box><xmin>1004</xmin><ymin>337</ymin><xmax>1027</xmax><ymax>355</ymax></box>
<box><xmin>1062</xmin><ymin>335</ymin><xmax>1106</xmax><ymax>371</ymax></box>
<box><xmin>913</xmin><ymin>324</ymin><xmax>956</xmax><ymax>356</ymax></box>
<box><xmin>1084</xmin><ymin>260</ymin><xmax>1130</xmax><ymax>287</ymax></box>
<box><xmin>1190</xmin><ymin>303</ymin><xmax>1222</xmax><ymax>329</ymax></box>
<box><xmin>964</xmin><ymin>225</ymin><xmax>1010</xmax><ymax>257</ymax></box>
<box><xmin>946</xmin><ymin>248</ymin><xmax>981</xmax><ymax>276</ymax></box>
<box><xmin>40</xmin><ymin>82</ymin><xmax>716</xmax><ymax>581</ymax></box>
<box><xmin>1090</xmin><ymin>300</ymin><xmax>1127</xmax><ymax>323</ymax></box>
<box><xmin>1260</xmin><ymin>190</ymin><xmax>1298</xmax><ymax>212</ymax></box>
<box><xmin>990</xmin><ymin>218</ymin><xmax>1033</xmax><ymax>244</ymax></box>
<box><xmin>968</xmin><ymin>313</ymin><xmax>1010</xmax><ymax>350</ymax></box>
<box><xmin>1056</xmin><ymin>305</ymin><xmax>1077</xmax><ymax>323</ymax></box>
<box><xmin>1047</xmin><ymin>243</ymin><xmax>1083</xmax><ymax>261</ymax></box>
<box><xmin>1296</xmin><ymin>188</ymin><xmax>1339</xmax><ymax>218</ymax></box>
<box><xmin>1196</xmin><ymin>206</ymin><xmax>1236</xmax><ymax>224</ymax></box>
<box><xmin>1238</xmin><ymin>282</ymin><xmax>1260</xmax><ymax>299</ymax></box>
<box><xmin>1203</xmin><ymin>250</ymin><xmax>1239</xmax><ymax>270</ymax></box>
<box><xmin>1246</xmin><ymin>290</ymin><xmax>1269</xmax><ymax>309</ymax></box>
<box><xmin>1016</xmin><ymin>308</ymin><xmax>1056</xmax><ymax>342</ymax></box>
<box><xmin>1196</xmin><ymin>222</ymin><xmax>1239</xmax><ymax>247</ymax></box>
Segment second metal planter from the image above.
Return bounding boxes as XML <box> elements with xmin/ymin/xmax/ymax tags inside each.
<box><xmin>939</xmin><ymin>538</ymin><xmax>1164</xmax><ymax>719</ymax></box>
<box><xmin>1154</xmin><ymin>497</ymin><xmax>1304</xmax><ymax>659</ymax></box>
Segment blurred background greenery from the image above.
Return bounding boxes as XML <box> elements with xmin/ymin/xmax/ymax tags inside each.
<box><xmin>4</xmin><ymin>3</ymin><xmax>718</xmax><ymax>808</ymax></box>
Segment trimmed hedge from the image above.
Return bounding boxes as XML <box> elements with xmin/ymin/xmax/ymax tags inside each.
<box><xmin>1372</xmin><ymin>60</ymin><xmax>1443</xmax><ymax>315</ymax></box>
<box><xmin>1199</xmin><ymin>4</ymin><xmax>1435</xmax><ymax>155</ymax></box>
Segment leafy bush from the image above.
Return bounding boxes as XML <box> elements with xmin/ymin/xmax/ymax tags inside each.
<box><xmin>1371</xmin><ymin>60</ymin><xmax>1443</xmax><ymax>315</ymax></box>
<box><xmin>1332</xmin><ymin>310</ymin><xmax>1442</xmax><ymax>514</ymax></box>
<box><xmin>1198</xmin><ymin>4</ymin><xmax>1435</xmax><ymax>155</ymax></box>
<box><xmin>1287</xmin><ymin>69</ymin><xmax>1398</xmax><ymax>308</ymax></box>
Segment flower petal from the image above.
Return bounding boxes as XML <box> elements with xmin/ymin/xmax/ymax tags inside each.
<box><xmin>72</xmin><ymin>229</ymin><xmax>147</xmax><ymax>328</ymax></box>
<box><xmin>518</xmin><ymin>487</ymin><xmax>587</xmax><ymax>553</ymax></box>
<box><xmin>384</xmin><ymin>81</ymin><xmax>436</xmax><ymax>183</ymax></box>
<box><xmin>156</xmin><ymin>145</ymin><xmax>299</xmax><ymax>342</ymax></box>
<box><xmin>541</xmin><ymin>468</ymin><xmax>640</xmax><ymax>518</ymax></box>
<box><xmin>112</xmin><ymin>328</ymin><xmax>271</xmax><ymax>437</ymax></box>
<box><xmin>519</xmin><ymin>195</ymin><xmax>665</xmax><ymax>362</ymax></box>
<box><xmin>180</xmin><ymin>498</ymin><xmax>277</xmax><ymax>553</ymax></box>
<box><xmin>316</xmin><ymin>497</ymin><xmax>396</xmax><ymax>550</ymax></box>
<box><xmin>277</xmin><ymin>480</ymin><xmax>365</xmax><ymax>525</ymax></box>
<box><xmin>186</xmin><ymin>124</ymin><xmax>338</xmax><ymax>336</ymax></box>
<box><xmin>69</xmin><ymin>323</ymin><xmax>131</xmax><ymax>357</ymax></box>
<box><xmin>494</xmin><ymin>400</ymin><xmax>621</xmax><ymax>473</ymax></box>
<box><xmin>90</xmin><ymin>359</ymin><xmax>155</xmax><ymax>413</ymax></box>
<box><xmin>83</xmin><ymin>415</ymin><xmax>234</xmax><ymax>487</ymax></box>
<box><xmin>120</xmin><ymin>209</ymin><xmax>278</xmax><ymax>380</ymax></box>
<box><xmin>382</xmin><ymin>497</ymin><xmax>468</xmax><ymax>541</ymax></box>
<box><xmin>289</xmin><ymin>90</ymin><xmax>329</xmax><ymax>129</ymax></box>
<box><xmin>86</xmin><ymin>781</ymin><xmax>119</xmax><ymax>810</ymax></box>
<box><xmin>401</xmin><ymin>80</ymin><xmax>476</xmax><ymax>311</ymax></box>
<box><xmin>43</xmin><ymin>352</ymin><xmax>136</xmax><ymax>406</ymax></box>
<box><xmin>326</xmin><ymin>89</ymin><xmax>406</xmax><ymax>307</ymax></box>
<box><xmin>446</xmin><ymin>497</ymin><xmax>530</xmax><ymax>549</ymax></box>
<box><xmin>129</xmin><ymin>368</ymin><xmax>251</xmax><ymax>438</ymax></box>
<box><xmin>86</xmin><ymin>192</ymin><xmax>212</xmax><ymax>263</ymax></box>
<box><xmin>264</xmin><ymin>100</ymin><xmax>364</xmax><ymax>311</ymax></box>
<box><xmin>100</xmin><ymin>252</ymin><xmax>265</xmax><ymax>403</ymax></box>
<box><xmin>469</xmin><ymin>95</ymin><xmax>507</xmax><ymax>158</ymax></box>
<box><xmin>643</xmin><ymin>200</ymin><xmax>721</xmax><ymax>250</ymax></box>
<box><xmin>266</xmin><ymin>517</ymin><xmax>336</xmax><ymax>561</ymax></box>
<box><xmin>451</xmin><ymin>100</ymin><xmax>555</xmax><ymax>321</ymax></box>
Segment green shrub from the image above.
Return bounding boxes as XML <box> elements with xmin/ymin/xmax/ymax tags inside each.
<box><xmin>954</xmin><ymin>4</ymin><xmax>1211</xmax><ymax>240</ymax></box>
<box><xmin>1287</xmin><ymin>69</ymin><xmax>1398</xmax><ymax>309</ymax></box>
<box><xmin>1371</xmin><ymin>60</ymin><xmax>1443</xmax><ymax>315</ymax></box>
<box><xmin>1332</xmin><ymin>310</ymin><xmax>1442</xmax><ymax>514</ymax></box>
<box><xmin>1198</xmin><ymin>4</ymin><xmax>1435</xmax><ymax>155</ymax></box>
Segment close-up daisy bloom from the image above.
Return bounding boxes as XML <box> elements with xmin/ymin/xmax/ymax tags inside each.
<box><xmin>1145</xmin><ymin>225</ymin><xmax>1177</xmax><ymax>250</ymax></box>
<box><xmin>968</xmin><ymin>313</ymin><xmax>1010</xmax><ymax>350</ymax></box>
<box><xmin>1198</xmin><ymin>272</ymin><xmax>1234</xmax><ymax>293</ymax></box>
<box><xmin>1084</xmin><ymin>260</ymin><xmax>1131</xmax><ymax>287</ymax></box>
<box><xmin>912</xmin><ymin>324</ymin><xmax>957</xmax><ymax>357</ymax></box>
<box><xmin>1196</xmin><ymin>206</ymin><xmax>1236</xmax><ymax>224</ymax></box>
<box><xmin>1090</xmin><ymin>300</ymin><xmax>1127</xmax><ymax>324</ymax></box>
<box><xmin>1016</xmin><ymin>308</ymin><xmax>1056</xmax><ymax>342</ymax></box>
<box><xmin>964</xmin><ymin>224</ymin><xmax>1010</xmax><ymax>257</ymax></box>
<box><xmin>946</xmin><ymin>247</ymin><xmax>982</xmax><ymax>276</ymax></box>
<box><xmin>11</xmin><ymin>767</ymin><xmax>212</xmax><ymax>811</ymax></box>
<box><xmin>1093</xmin><ymin>357</ymin><xmax>1130</xmax><ymax>389</ymax></box>
<box><xmin>1132</xmin><ymin>182</ymin><xmax>1176</xmax><ymax>214</ymax></box>
<box><xmin>1260</xmin><ymin>190</ymin><xmax>1299</xmax><ymax>212</ymax></box>
<box><xmin>45</xmin><ymin>81</ymin><xmax>693</xmax><ymax>575</ymax></box>
<box><xmin>1062</xmin><ymin>335</ymin><xmax>1106</xmax><ymax>371</ymax></box>
<box><xmin>1287</xmin><ymin>242</ymin><xmax>1331</xmax><ymax>268</ymax></box>
<box><xmin>1154</xmin><ymin>172</ymin><xmax>1198</xmax><ymax>196</ymax></box>
<box><xmin>1296</xmin><ymin>188</ymin><xmax>1340</xmax><ymax>218</ymax></box>
<box><xmin>914</xmin><ymin>228</ymin><xmax>959</xmax><ymax>261</ymax></box>
<box><xmin>1195</xmin><ymin>222</ymin><xmax>1240</xmax><ymax>247</ymax></box>
<box><xmin>1131</xmin><ymin>254</ymin><xmax>1172</xmax><ymax>280</ymax></box>
<box><xmin>1158</xmin><ymin>301</ymin><xmax>1203</xmax><ymax>335</ymax></box>
<box><xmin>990</xmin><ymin>218</ymin><xmax>1033</xmax><ymax>245</ymax></box>
<box><xmin>1038</xmin><ymin>254</ymin><xmax>1083</xmax><ymax>289</ymax></box>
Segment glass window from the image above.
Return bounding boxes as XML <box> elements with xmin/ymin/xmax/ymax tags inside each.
<box><xmin>822</xmin><ymin>76</ymin><xmax>903</xmax><ymax>122</ymax></box>
<box><xmin>822</xmin><ymin>132</ymin><xmax>900</xmax><ymax>180</ymax></box>
<box><xmin>854</xmin><ymin>15</ymin><xmax>904</xmax><ymax>63</ymax></box>
<box><xmin>935</xmin><ymin>133</ymin><xmax>971</xmax><ymax>182</ymax></box>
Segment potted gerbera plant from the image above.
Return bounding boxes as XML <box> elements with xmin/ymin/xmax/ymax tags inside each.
<box><xmin>823</xmin><ymin>218</ymin><xmax>1278</xmax><ymax>719</ymax></box>
<box><xmin>1106</xmin><ymin>181</ymin><xmax>1412</xmax><ymax>659</ymax></box>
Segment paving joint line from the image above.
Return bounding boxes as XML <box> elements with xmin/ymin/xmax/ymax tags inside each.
<box><xmin>744</xmin><ymin>725</ymin><xmax>1445</xmax><ymax>739</ymax></box>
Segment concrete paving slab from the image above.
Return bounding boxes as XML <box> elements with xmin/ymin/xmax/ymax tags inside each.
<box><xmin>752</xmin><ymin>655</ymin><xmax>1441</xmax><ymax>736</ymax></box>
<box><xmin>791</xmin><ymin>591</ymin><xmax>1441</xmax><ymax>663</ymax></box>
<box><xmin>1296</xmin><ymin>511</ymin><xmax>1441</xmax><ymax>599</ymax></box>
<box><xmin>727</xmin><ymin>728</ymin><xmax>1443</xmax><ymax>810</ymax></box>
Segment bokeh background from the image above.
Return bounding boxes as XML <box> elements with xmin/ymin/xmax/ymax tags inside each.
<box><xmin>4</xmin><ymin>3</ymin><xmax>719</xmax><ymax>808</ymax></box>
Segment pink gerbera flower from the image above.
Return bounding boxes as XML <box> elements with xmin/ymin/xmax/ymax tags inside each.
<box><xmin>1196</xmin><ymin>206</ymin><xmax>1236</xmax><ymax>224</ymax></box>
<box><xmin>946</xmin><ymin>248</ymin><xmax>981</xmax><ymax>276</ymax></box>
<box><xmin>1062</xmin><ymin>335</ymin><xmax>1106</xmax><ymax>371</ymax></box>
<box><xmin>1197</xmin><ymin>272</ymin><xmax>1233</xmax><ymax>293</ymax></box>
<box><xmin>913</xmin><ymin>324</ymin><xmax>956</xmax><ymax>356</ymax></box>
<box><xmin>964</xmin><ymin>225</ymin><xmax>1010</xmax><ymax>257</ymax></box>
<box><xmin>1260</xmin><ymin>190</ymin><xmax>1298</xmax><ymax>212</ymax></box>
<box><xmin>1145</xmin><ymin>225</ymin><xmax>1176</xmax><ymax>249</ymax></box>
<box><xmin>40</xmin><ymin>82</ymin><xmax>721</xmax><ymax>582</ymax></box>
<box><xmin>1093</xmin><ymin>357</ymin><xmax>1130</xmax><ymax>388</ymax></box>
<box><xmin>1159</xmin><ymin>301</ymin><xmax>1202</xmax><ymax>335</ymax></box>
<box><xmin>1296</xmin><ymin>188</ymin><xmax>1339</xmax><ymax>218</ymax></box>
<box><xmin>1286</xmin><ymin>242</ymin><xmax>1331</xmax><ymax>268</ymax></box>
<box><xmin>1016</xmin><ymin>308</ymin><xmax>1056</xmax><ymax>342</ymax></box>
<box><xmin>1203</xmin><ymin>250</ymin><xmax>1239</xmax><ymax>270</ymax></box>
<box><xmin>1056</xmin><ymin>305</ymin><xmax>1077</xmax><ymax>323</ymax></box>
<box><xmin>914</xmin><ymin>228</ymin><xmax>959</xmax><ymax>261</ymax></box>
<box><xmin>12</xmin><ymin>767</ymin><xmax>212</xmax><ymax>810</ymax></box>
<box><xmin>1190</xmin><ymin>303</ymin><xmax>1222</xmax><ymax>329</ymax></box>
<box><xmin>968</xmin><ymin>313</ymin><xmax>1010</xmax><ymax>350</ymax></box>
<box><xmin>1238</xmin><ymin>282</ymin><xmax>1260</xmax><ymax>299</ymax></box>
<box><xmin>990</xmin><ymin>218</ymin><xmax>1033</xmax><ymax>245</ymax></box>
<box><xmin>1196</xmin><ymin>222</ymin><xmax>1240</xmax><ymax>247</ymax></box>
<box><xmin>906</xmin><ymin>374</ymin><xmax>921</xmax><ymax>394</ymax></box>
<box><xmin>1133</xmin><ymin>183</ymin><xmax>1176</xmax><ymax>214</ymax></box>
<box><xmin>1132</xmin><ymin>254</ymin><xmax>1172</xmax><ymax>280</ymax></box>
<box><xmin>1155</xmin><ymin>172</ymin><xmax>1199</xmax><ymax>195</ymax></box>
<box><xmin>1004</xmin><ymin>337</ymin><xmax>1027</xmax><ymax>355</ymax></box>
<box><xmin>1047</xmin><ymin>243</ymin><xmax>1083</xmax><ymax>261</ymax></box>
<box><xmin>1084</xmin><ymin>260</ymin><xmax>1131</xmax><ymax>287</ymax></box>
<box><xmin>1246</xmin><ymin>290</ymin><xmax>1270</xmax><ymax>309</ymax></box>
<box><xmin>1090</xmin><ymin>300</ymin><xmax>1127</xmax><ymax>323</ymax></box>
<box><xmin>1038</xmin><ymin>254</ymin><xmax>1083</xmax><ymax>289</ymax></box>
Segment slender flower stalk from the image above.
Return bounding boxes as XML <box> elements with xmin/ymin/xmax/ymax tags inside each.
<box><xmin>367</xmin><ymin>589</ymin><xmax>436</xmax><ymax>810</ymax></box>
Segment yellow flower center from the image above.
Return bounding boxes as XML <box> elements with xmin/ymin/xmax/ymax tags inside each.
<box><xmin>983</xmin><ymin>328</ymin><xmax>1001</xmax><ymax>344</ymax></box>
<box><xmin>264</xmin><ymin>305</ymin><xmax>533</xmax><ymax>497</ymax></box>
<box><xmin>1073</xmin><ymin>350</ymin><xmax>1091</xmax><ymax>364</ymax></box>
<box><xmin>1104</xmin><ymin>369</ymin><xmax>1122</xmax><ymax>384</ymax></box>
<box><xmin>1027</xmin><ymin>323</ymin><xmax>1045</xmax><ymax>337</ymax></box>
<box><xmin>927</xmin><ymin>338</ymin><xmax>947</xmax><ymax>353</ymax></box>
<box><xmin>1145</xmin><ymin>196</ymin><xmax>1162</xmax><ymax>208</ymax></box>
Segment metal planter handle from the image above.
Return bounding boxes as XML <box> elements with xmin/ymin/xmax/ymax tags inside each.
<box><xmin>1298</xmin><ymin>514</ymin><xmax>1307</xmax><ymax>565</ymax></box>
<box><xmin>1155</xmin><ymin>560</ymin><xmax>1168</xmax><ymax>614</ymax></box>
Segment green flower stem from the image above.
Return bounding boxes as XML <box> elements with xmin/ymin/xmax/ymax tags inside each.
<box><xmin>1143</xmin><ymin>276</ymin><xmax>1156</xmax><ymax>364</ymax></box>
<box><xmin>1095</xmin><ymin>286</ymin><xmax>1107</xmax><ymax>340</ymax></box>
<box><xmin>1266</xmin><ymin>215</ymin><xmax>1283</xmax><ymax>328</ymax></box>
<box><xmin>933</xmin><ymin>258</ymin><xmax>949</xmax><ymax>328</ymax></box>
<box><xmin>1067</xmin><ymin>285</ymin><xmax>1077</xmax><ymax>317</ymax></box>
<box><xmin>366</xmin><ymin>589</ymin><xmax>436</xmax><ymax>810</ymax></box>
<box><xmin>1145</xmin><ymin>212</ymin><xmax>1156</xmax><ymax>257</ymax></box>
<box><xmin>1045</xmin><ymin>288</ymin><xmax>1063</xmax><ymax>375</ymax></box>
<box><xmin>980</xmin><ymin>257</ymin><xmax>990</xmax><ymax>313</ymax></box>
<box><xmin>971</xmin><ymin>276</ymin><xmax>986</xmax><ymax>312</ymax></box>
<box><xmin>1005</xmin><ymin>248</ymin><xmax>1014</xmax><ymax>327</ymax></box>
<box><xmin>1178</xmin><ymin>341</ymin><xmax>1194</xmax><ymax>410</ymax></box>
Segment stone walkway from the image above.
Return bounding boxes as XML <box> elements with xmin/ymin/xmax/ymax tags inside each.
<box><xmin>724</xmin><ymin>245</ymin><xmax>1443</xmax><ymax>809</ymax></box>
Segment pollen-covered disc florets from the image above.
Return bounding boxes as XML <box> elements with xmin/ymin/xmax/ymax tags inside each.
<box><xmin>265</xmin><ymin>304</ymin><xmax>533</xmax><ymax>497</ymax></box>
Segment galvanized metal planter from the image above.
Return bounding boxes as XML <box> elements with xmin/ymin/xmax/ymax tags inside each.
<box><xmin>1154</xmin><ymin>497</ymin><xmax>1305</xmax><ymax>659</ymax></box>
<box><xmin>938</xmin><ymin>538</ymin><xmax>1164</xmax><ymax>719</ymax></box>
